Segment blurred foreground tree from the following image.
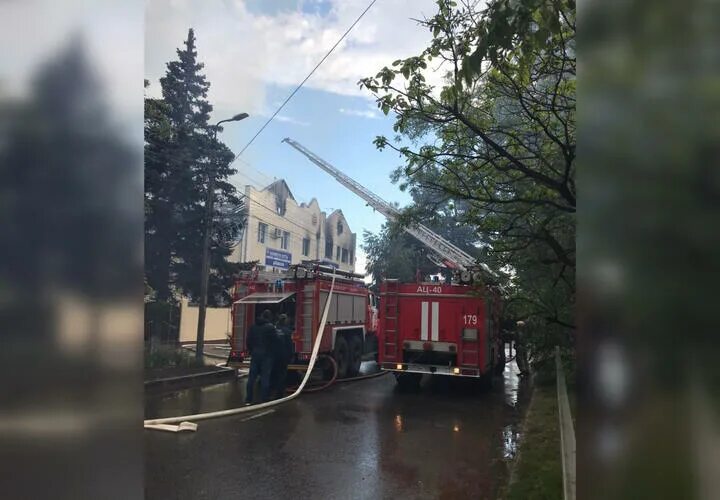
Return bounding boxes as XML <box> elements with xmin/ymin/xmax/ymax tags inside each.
<box><xmin>0</xmin><ymin>36</ymin><xmax>139</xmax><ymax>308</ymax></box>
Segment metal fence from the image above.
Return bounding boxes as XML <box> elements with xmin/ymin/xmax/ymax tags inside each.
<box><xmin>556</xmin><ymin>346</ymin><xmax>576</xmax><ymax>500</ymax></box>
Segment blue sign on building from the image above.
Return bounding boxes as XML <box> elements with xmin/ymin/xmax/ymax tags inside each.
<box><xmin>265</xmin><ymin>248</ymin><xmax>292</xmax><ymax>270</ymax></box>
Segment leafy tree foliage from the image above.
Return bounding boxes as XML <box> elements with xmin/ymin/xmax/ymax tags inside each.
<box><xmin>145</xmin><ymin>29</ymin><xmax>244</xmax><ymax>307</ymax></box>
<box><xmin>362</xmin><ymin>224</ymin><xmax>435</xmax><ymax>289</ymax></box>
<box><xmin>360</xmin><ymin>0</ymin><xmax>575</xmax><ymax>363</ymax></box>
<box><xmin>363</xmin><ymin>195</ymin><xmax>491</xmax><ymax>289</ymax></box>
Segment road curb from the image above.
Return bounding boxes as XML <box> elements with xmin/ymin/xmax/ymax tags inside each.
<box><xmin>181</xmin><ymin>345</ymin><xmax>230</xmax><ymax>360</ymax></box>
<box><xmin>145</xmin><ymin>367</ymin><xmax>237</xmax><ymax>389</ymax></box>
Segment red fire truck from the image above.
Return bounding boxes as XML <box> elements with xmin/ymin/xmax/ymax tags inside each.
<box><xmin>283</xmin><ymin>139</ymin><xmax>505</xmax><ymax>388</ymax></box>
<box><xmin>378</xmin><ymin>280</ymin><xmax>503</xmax><ymax>388</ymax></box>
<box><xmin>227</xmin><ymin>262</ymin><xmax>378</xmax><ymax>379</ymax></box>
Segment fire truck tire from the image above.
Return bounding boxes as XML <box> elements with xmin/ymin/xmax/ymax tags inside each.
<box><xmin>346</xmin><ymin>335</ymin><xmax>362</xmax><ymax>377</ymax></box>
<box><xmin>395</xmin><ymin>372</ymin><xmax>421</xmax><ymax>390</ymax></box>
<box><xmin>333</xmin><ymin>335</ymin><xmax>350</xmax><ymax>379</ymax></box>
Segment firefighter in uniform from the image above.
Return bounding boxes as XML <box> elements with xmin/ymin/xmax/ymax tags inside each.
<box><xmin>515</xmin><ymin>320</ymin><xmax>530</xmax><ymax>377</ymax></box>
<box><xmin>245</xmin><ymin>309</ymin><xmax>276</xmax><ymax>404</ymax></box>
<box><xmin>271</xmin><ymin>314</ymin><xmax>294</xmax><ymax>399</ymax></box>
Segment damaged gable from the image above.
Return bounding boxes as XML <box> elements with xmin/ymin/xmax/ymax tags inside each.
<box><xmin>263</xmin><ymin>179</ymin><xmax>295</xmax><ymax>216</ymax></box>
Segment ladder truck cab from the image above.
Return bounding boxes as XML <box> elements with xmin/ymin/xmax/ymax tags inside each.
<box><xmin>283</xmin><ymin>138</ymin><xmax>505</xmax><ymax>388</ymax></box>
<box><xmin>227</xmin><ymin>262</ymin><xmax>378</xmax><ymax>379</ymax></box>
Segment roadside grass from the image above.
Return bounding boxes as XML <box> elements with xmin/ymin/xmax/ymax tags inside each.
<box><xmin>506</xmin><ymin>383</ymin><xmax>563</xmax><ymax>500</ymax></box>
<box><xmin>144</xmin><ymin>343</ymin><xmax>204</xmax><ymax>370</ymax></box>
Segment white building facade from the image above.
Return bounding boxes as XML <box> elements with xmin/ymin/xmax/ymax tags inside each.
<box><xmin>231</xmin><ymin>180</ymin><xmax>357</xmax><ymax>273</ymax></box>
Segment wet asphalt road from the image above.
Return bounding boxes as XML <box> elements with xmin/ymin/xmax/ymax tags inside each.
<box><xmin>145</xmin><ymin>359</ymin><xmax>531</xmax><ymax>500</ymax></box>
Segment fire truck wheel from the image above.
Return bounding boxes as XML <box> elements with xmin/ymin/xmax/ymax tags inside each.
<box><xmin>395</xmin><ymin>372</ymin><xmax>421</xmax><ymax>391</ymax></box>
<box><xmin>346</xmin><ymin>335</ymin><xmax>362</xmax><ymax>377</ymax></box>
<box><xmin>333</xmin><ymin>335</ymin><xmax>350</xmax><ymax>379</ymax></box>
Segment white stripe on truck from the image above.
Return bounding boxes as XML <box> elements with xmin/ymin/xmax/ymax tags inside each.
<box><xmin>421</xmin><ymin>301</ymin><xmax>429</xmax><ymax>340</ymax></box>
<box><xmin>431</xmin><ymin>302</ymin><xmax>439</xmax><ymax>341</ymax></box>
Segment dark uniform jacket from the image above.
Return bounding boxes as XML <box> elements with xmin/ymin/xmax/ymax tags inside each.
<box><xmin>274</xmin><ymin>325</ymin><xmax>294</xmax><ymax>365</ymax></box>
<box><xmin>246</xmin><ymin>319</ymin><xmax>276</xmax><ymax>357</ymax></box>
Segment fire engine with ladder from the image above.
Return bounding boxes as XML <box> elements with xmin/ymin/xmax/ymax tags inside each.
<box><xmin>282</xmin><ymin>138</ymin><xmax>506</xmax><ymax>389</ymax></box>
<box><xmin>228</xmin><ymin>261</ymin><xmax>378</xmax><ymax>380</ymax></box>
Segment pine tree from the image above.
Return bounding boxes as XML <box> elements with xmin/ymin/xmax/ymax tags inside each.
<box><xmin>145</xmin><ymin>29</ymin><xmax>244</xmax><ymax>308</ymax></box>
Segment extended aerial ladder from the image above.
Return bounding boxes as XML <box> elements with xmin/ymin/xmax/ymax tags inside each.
<box><xmin>282</xmin><ymin>138</ymin><xmax>497</xmax><ymax>284</ymax></box>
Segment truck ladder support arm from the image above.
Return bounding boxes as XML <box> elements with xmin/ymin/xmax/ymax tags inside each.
<box><xmin>282</xmin><ymin>137</ymin><xmax>501</xmax><ymax>277</ymax></box>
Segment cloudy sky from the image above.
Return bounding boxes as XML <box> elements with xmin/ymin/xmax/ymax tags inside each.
<box><xmin>145</xmin><ymin>0</ymin><xmax>445</xmax><ymax>275</ymax></box>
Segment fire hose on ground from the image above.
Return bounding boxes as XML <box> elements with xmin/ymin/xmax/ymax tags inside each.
<box><xmin>283</xmin><ymin>355</ymin><xmax>389</xmax><ymax>395</ymax></box>
<box><xmin>144</xmin><ymin>270</ymin><xmax>340</xmax><ymax>432</ymax></box>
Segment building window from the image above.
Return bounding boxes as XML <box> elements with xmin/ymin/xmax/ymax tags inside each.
<box><xmin>258</xmin><ymin>222</ymin><xmax>267</xmax><ymax>243</ymax></box>
<box><xmin>337</xmin><ymin>221</ymin><xmax>343</xmax><ymax>234</ymax></box>
<box><xmin>281</xmin><ymin>231</ymin><xmax>290</xmax><ymax>250</ymax></box>
<box><xmin>336</xmin><ymin>246</ymin><xmax>341</xmax><ymax>260</ymax></box>
<box><xmin>312</xmin><ymin>214</ymin><xmax>317</xmax><ymax>225</ymax></box>
<box><xmin>275</xmin><ymin>194</ymin><xmax>287</xmax><ymax>216</ymax></box>
<box><xmin>325</xmin><ymin>241</ymin><xmax>333</xmax><ymax>259</ymax></box>
<box><xmin>302</xmin><ymin>238</ymin><xmax>310</xmax><ymax>256</ymax></box>
<box><xmin>350</xmin><ymin>250</ymin><xmax>354</xmax><ymax>264</ymax></box>
<box><xmin>341</xmin><ymin>248</ymin><xmax>348</xmax><ymax>263</ymax></box>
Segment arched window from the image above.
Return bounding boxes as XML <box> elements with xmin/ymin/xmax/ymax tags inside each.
<box><xmin>337</xmin><ymin>221</ymin><xmax>343</xmax><ymax>234</ymax></box>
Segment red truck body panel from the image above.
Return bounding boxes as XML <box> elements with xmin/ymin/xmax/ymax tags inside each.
<box><xmin>229</xmin><ymin>269</ymin><xmax>374</xmax><ymax>363</ymax></box>
<box><xmin>378</xmin><ymin>281</ymin><xmax>502</xmax><ymax>378</ymax></box>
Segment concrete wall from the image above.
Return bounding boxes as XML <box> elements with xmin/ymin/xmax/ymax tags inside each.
<box><xmin>231</xmin><ymin>180</ymin><xmax>356</xmax><ymax>273</ymax></box>
<box><xmin>178</xmin><ymin>297</ymin><xmax>231</xmax><ymax>344</ymax></box>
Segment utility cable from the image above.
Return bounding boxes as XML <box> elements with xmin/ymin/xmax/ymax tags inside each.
<box><xmin>233</xmin><ymin>0</ymin><xmax>379</xmax><ymax>159</ymax></box>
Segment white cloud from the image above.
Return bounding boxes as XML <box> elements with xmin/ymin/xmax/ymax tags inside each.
<box><xmin>274</xmin><ymin>114</ymin><xmax>310</xmax><ymax>126</ymax></box>
<box><xmin>339</xmin><ymin>107</ymin><xmax>379</xmax><ymax>119</ymax></box>
<box><xmin>145</xmin><ymin>0</ymin><xmax>444</xmax><ymax>117</ymax></box>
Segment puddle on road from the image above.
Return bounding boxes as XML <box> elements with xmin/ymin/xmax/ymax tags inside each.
<box><xmin>502</xmin><ymin>424</ymin><xmax>521</xmax><ymax>459</ymax></box>
<box><xmin>146</xmin><ymin>354</ymin><xmax>535</xmax><ymax>500</ymax></box>
<box><xmin>503</xmin><ymin>345</ymin><xmax>524</xmax><ymax>407</ymax></box>
<box><xmin>371</xmin><ymin>357</ymin><xmax>533</xmax><ymax>499</ymax></box>
<box><xmin>145</xmin><ymin>362</ymin><xmax>382</xmax><ymax>420</ymax></box>
<box><xmin>499</xmin><ymin>347</ymin><xmax>530</xmax><ymax>461</ymax></box>
<box><xmin>145</xmin><ymin>379</ymin><xmax>248</xmax><ymax>419</ymax></box>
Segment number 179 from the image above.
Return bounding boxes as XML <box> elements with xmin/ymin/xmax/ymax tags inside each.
<box><xmin>463</xmin><ymin>314</ymin><xmax>478</xmax><ymax>325</ymax></box>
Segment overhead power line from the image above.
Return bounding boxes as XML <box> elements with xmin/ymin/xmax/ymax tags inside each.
<box><xmin>233</xmin><ymin>0</ymin><xmax>380</xmax><ymax>160</ymax></box>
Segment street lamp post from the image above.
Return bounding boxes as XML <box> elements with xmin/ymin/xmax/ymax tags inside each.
<box><xmin>196</xmin><ymin>113</ymin><xmax>248</xmax><ymax>362</ymax></box>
